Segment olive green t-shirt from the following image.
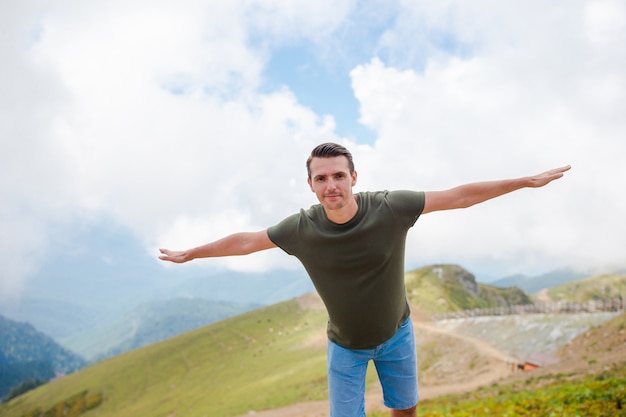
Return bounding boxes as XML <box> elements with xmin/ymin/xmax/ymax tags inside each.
<box><xmin>267</xmin><ymin>190</ymin><xmax>425</xmax><ymax>349</ymax></box>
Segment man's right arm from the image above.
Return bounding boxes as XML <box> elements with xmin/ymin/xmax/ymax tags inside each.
<box><xmin>159</xmin><ymin>230</ymin><xmax>277</xmax><ymax>263</ymax></box>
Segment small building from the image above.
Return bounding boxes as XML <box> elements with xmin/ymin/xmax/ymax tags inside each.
<box><xmin>522</xmin><ymin>352</ymin><xmax>560</xmax><ymax>371</ymax></box>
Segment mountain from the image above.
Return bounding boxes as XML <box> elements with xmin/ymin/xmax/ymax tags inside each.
<box><xmin>1</xmin><ymin>268</ymin><xmax>314</xmax><ymax>345</ymax></box>
<box><xmin>0</xmin><ymin>297</ymin><xmax>104</xmax><ymax>341</ymax></box>
<box><xmin>168</xmin><ymin>269</ymin><xmax>315</xmax><ymax>305</ymax></box>
<box><xmin>405</xmin><ymin>264</ymin><xmax>532</xmax><ymax>315</ymax></box>
<box><xmin>540</xmin><ymin>272</ymin><xmax>626</xmax><ymax>302</ymax></box>
<box><xmin>0</xmin><ymin>355</ymin><xmax>54</xmax><ymax>404</ymax></box>
<box><xmin>1</xmin><ymin>265</ymin><xmax>625</xmax><ymax>417</ymax></box>
<box><xmin>0</xmin><ymin>316</ymin><xmax>84</xmax><ymax>373</ymax></box>
<box><xmin>62</xmin><ymin>298</ymin><xmax>262</xmax><ymax>361</ymax></box>
<box><xmin>489</xmin><ymin>268</ymin><xmax>588</xmax><ymax>293</ymax></box>
<box><xmin>0</xmin><ymin>289</ymin><xmax>517</xmax><ymax>417</ymax></box>
<box><xmin>0</xmin><ymin>315</ymin><xmax>85</xmax><ymax>401</ymax></box>
<box><xmin>0</xmin><ymin>296</ymin><xmax>331</xmax><ymax>417</ymax></box>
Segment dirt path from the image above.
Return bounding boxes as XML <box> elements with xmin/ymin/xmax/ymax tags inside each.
<box><xmin>412</xmin><ymin>319</ymin><xmax>515</xmax><ymax>363</ymax></box>
<box><xmin>234</xmin><ymin>319</ymin><xmax>515</xmax><ymax>417</ymax></box>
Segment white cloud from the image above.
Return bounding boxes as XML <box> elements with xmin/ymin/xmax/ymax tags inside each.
<box><xmin>1</xmin><ymin>0</ymin><xmax>625</xmax><ymax>300</ymax></box>
<box><xmin>351</xmin><ymin>0</ymin><xmax>626</xmax><ymax>276</ymax></box>
<box><xmin>244</xmin><ymin>0</ymin><xmax>355</xmax><ymax>43</ymax></box>
<box><xmin>0</xmin><ymin>0</ymin><xmax>348</xmax><ymax>298</ymax></box>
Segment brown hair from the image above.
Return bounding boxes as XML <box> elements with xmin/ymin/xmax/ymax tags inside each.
<box><xmin>306</xmin><ymin>142</ymin><xmax>355</xmax><ymax>179</ymax></box>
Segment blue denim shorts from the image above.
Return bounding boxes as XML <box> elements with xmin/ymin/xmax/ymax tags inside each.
<box><xmin>327</xmin><ymin>317</ymin><xmax>419</xmax><ymax>417</ymax></box>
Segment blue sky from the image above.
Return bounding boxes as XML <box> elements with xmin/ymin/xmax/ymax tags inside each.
<box><xmin>263</xmin><ymin>43</ymin><xmax>377</xmax><ymax>144</ymax></box>
<box><xmin>1</xmin><ymin>0</ymin><xmax>626</xmax><ymax>302</ymax></box>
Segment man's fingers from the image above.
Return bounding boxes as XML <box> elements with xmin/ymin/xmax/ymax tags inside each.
<box><xmin>552</xmin><ymin>165</ymin><xmax>571</xmax><ymax>175</ymax></box>
<box><xmin>158</xmin><ymin>248</ymin><xmax>177</xmax><ymax>261</ymax></box>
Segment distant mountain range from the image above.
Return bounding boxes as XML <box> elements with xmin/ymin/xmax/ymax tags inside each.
<box><xmin>0</xmin><ymin>315</ymin><xmax>85</xmax><ymax>402</ymax></box>
<box><xmin>0</xmin><ymin>268</ymin><xmax>313</xmax><ymax>345</ymax></box>
<box><xmin>0</xmin><ymin>297</ymin><xmax>261</xmax><ymax>401</ymax></box>
<box><xmin>488</xmin><ymin>268</ymin><xmax>590</xmax><ymax>293</ymax></box>
<box><xmin>63</xmin><ymin>297</ymin><xmax>262</xmax><ymax>360</ymax></box>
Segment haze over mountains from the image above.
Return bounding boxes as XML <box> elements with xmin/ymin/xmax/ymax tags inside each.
<box><xmin>0</xmin><ymin>267</ymin><xmax>314</xmax><ymax>353</ymax></box>
<box><xmin>1</xmin><ymin>261</ymin><xmax>620</xmax><ymax>363</ymax></box>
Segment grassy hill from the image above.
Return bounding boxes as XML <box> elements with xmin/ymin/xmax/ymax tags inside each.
<box><xmin>0</xmin><ymin>296</ymin><xmax>330</xmax><ymax>417</ymax></box>
<box><xmin>2</xmin><ymin>265</ymin><xmax>623</xmax><ymax>417</ymax></box>
<box><xmin>543</xmin><ymin>273</ymin><xmax>626</xmax><ymax>302</ymax></box>
<box><xmin>405</xmin><ymin>264</ymin><xmax>531</xmax><ymax>315</ymax></box>
<box><xmin>0</xmin><ymin>263</ymin><xmax>523</xmax><ymax>417</ymax></box>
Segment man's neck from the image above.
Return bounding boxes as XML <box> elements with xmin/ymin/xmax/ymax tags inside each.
<box><xmin>325</xmin><ymin>195</ymin><xmax>359</xmax><ymax>224</ymax></box>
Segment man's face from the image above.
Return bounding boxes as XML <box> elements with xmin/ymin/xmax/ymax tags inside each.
<box><xmin>307</xmin><ymin>156</ymin><xmax>357</xmax><ymax>212</ymax></box>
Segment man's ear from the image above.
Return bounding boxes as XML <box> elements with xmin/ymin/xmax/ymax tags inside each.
<box><xmin>351</xmin><ymin>170</ymin><xmax>358</xmax><ymax>187</ymax></box>
<box><xmin>307</xmin><ymin>177</ymin><xmax>313</xmax><ymax>191</ymax></box>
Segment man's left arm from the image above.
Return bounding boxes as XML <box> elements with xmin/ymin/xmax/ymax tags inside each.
<box><xmin>422</xmin><ymin>165</ymin><xmax>570</xmax><ymax>214</ymax></box>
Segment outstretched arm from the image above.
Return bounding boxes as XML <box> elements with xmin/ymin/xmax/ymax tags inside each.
<box><xmin>159</xmin><ymin>230</ymin><xmax>277</xmax><ymax>263</ymax></box>
<box><xmin>423</xmin><ymin>165</ymin><xmax>570</xmax><ymax>214</ymax></box>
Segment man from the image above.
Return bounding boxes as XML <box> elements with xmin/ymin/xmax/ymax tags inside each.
<box><xmin>159</xmin><ymin>142</ymin><xmax>570</xmax><ymax>417</ymax></box>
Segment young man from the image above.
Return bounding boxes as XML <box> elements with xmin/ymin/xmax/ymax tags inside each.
<box><xmin>159</xmin><ymin>142</ymin><xmax>570</xmax><ymax>417</ymax></box>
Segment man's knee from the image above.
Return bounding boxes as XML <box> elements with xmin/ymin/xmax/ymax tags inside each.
<box><xmin>391</xmin><ymin>404</ymin><xmax>417</xmax><ymax>417</ymax></box>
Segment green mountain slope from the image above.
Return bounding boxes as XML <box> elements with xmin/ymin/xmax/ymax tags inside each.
<box><xmin>544</xmin><ymin>273</ymin><xmax>626</xmax><ymax>302</ymax></box>
<box><xmin>405</xmin><ymin>264</ymin><xmax>531</xmax><ymax>315</ymax></box>
<box><xmin>0</xmin><ymin>298</ymin><xmax>330</xmax><ymax>417</ymax></box>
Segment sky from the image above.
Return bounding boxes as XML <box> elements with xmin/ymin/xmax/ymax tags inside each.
<box><xmin>1</xmin><ymin>0</ymin><xmax>625</xmax><ymax>301</ymax></box>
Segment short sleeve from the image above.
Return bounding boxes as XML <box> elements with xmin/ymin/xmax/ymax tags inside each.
<box><xmin>387</xmin><ymin>190</ymin><xmax>425</xmax><ymax>227</ymax></box>
<box><xmin>267</xmin><ymin>212</ymin><xmax>301</xmax><ymax>256</ymax></box>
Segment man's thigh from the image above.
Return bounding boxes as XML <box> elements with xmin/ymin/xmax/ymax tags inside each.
<box><xmin>327</xmin><ymin>340</ymin><xmax>371</xmax><ymax>417</ymax></box>
<box><xmin>373</xmin><ymin>318</ymin><xmax>419</xmax><ymax>410</ymax></box>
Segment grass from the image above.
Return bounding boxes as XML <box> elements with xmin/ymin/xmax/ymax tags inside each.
<box><xmin>383</xmin><ymin>363</ymin><xmax>626</xmax><ymax>417</ymax></box>
<box><xmin>404</xmin><ymin>265</ymin><xmax>531</xmax><ymax>316</ymax></box>
<box><xmin>547</xmin><ymin>273</ymin><xmax>626</xmax><ymax>302</ymax></box>
<box><xmin>0</xmin><ymin>299</ymin><xmax>331</xmax><ymax>417</ymax></box>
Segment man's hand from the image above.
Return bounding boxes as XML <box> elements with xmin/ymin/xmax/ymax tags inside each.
<box><xmin>527</xmin><ymin>165</ymin><xmax>571</xmax><ymax>188</ymax></box>
<box><xmin>159</xmin><ymin>248</ymin><xmax>190</xmax><ymax>263</ymax></box>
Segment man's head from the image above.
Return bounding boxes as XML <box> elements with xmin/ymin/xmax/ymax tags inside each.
<box><xmin>306</xmin><ymin>142</ymin><xmax>355</xmax><ymax>180</ymax></box>
<box><xmin>306</xmin><ymin>143</ymin><xmax>358</xmax><ymax>222</ymax></box>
